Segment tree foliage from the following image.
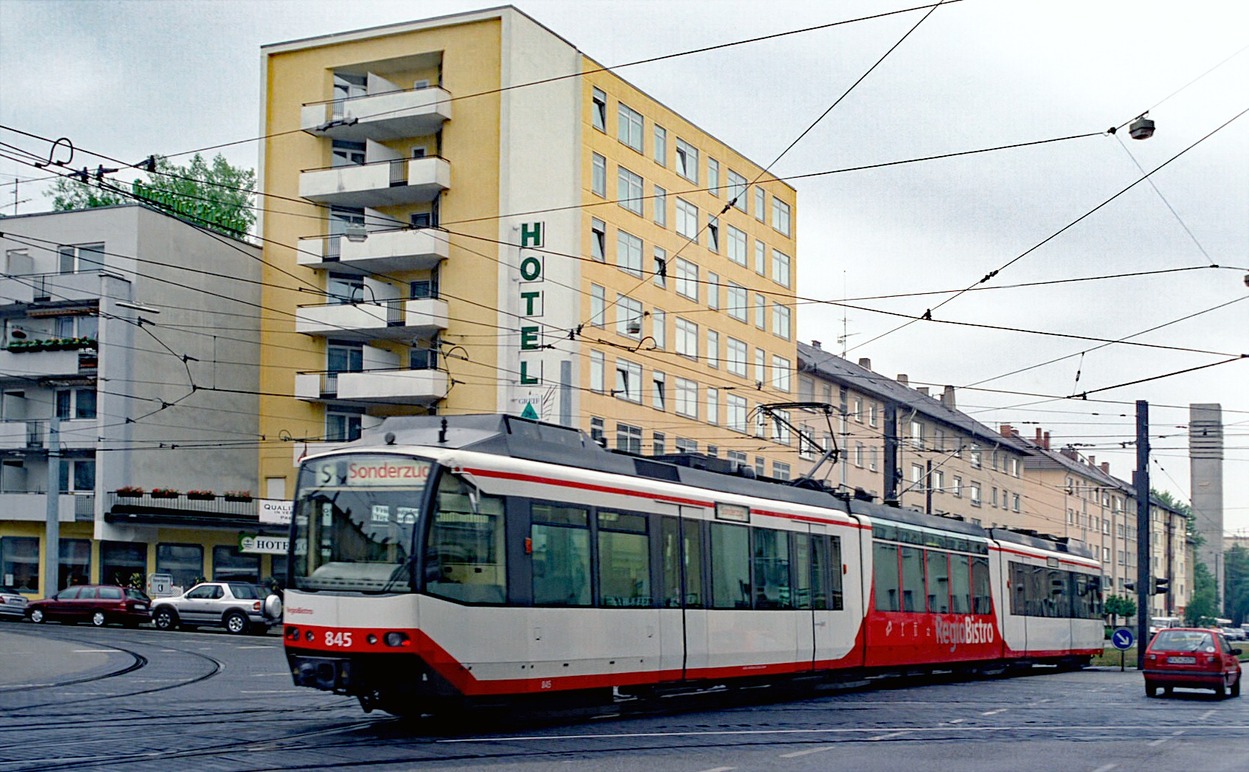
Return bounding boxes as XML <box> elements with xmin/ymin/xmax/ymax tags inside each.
<box><xmin>1104</xmin><ymin>594</ymin><xmax>1137</xmax><ymax>625</ymax></box>
<box><xmin>1185</xmin><ymin>561</ymin><xmax>1218</xmax><ymax>626</ymax></box>
<box><xmin>1224</xmin><ymin>545</ymin><xmax>1249</xmax><ymax>627</ymax></box>
<box><xmin>47</xmin><ymin>153</ymin><xmax>256</xmax><ymax>238</ymax></box>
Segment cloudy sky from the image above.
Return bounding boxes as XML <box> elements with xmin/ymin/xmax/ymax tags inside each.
<box><xmin>2</xmin><ymin>0</ymin><xmax>1247</xmax><ymax>533</ymax></box>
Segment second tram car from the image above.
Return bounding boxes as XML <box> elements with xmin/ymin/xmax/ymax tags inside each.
<box><xmin>283</xmin><ymin>414</ymin><xmax>1104</xmax><ymax>715</ymax></box>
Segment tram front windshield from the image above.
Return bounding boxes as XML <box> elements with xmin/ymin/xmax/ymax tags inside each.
<box><xmin>291</xmin><ymin>454</ymin><xmax>433</xmax><ymax>592</ymax></box>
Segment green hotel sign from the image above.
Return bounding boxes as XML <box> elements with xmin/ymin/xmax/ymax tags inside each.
<box><xmin>131</xmin><ymin>180</ymin><xmax>250</xmax><ymax>237</ymax></box>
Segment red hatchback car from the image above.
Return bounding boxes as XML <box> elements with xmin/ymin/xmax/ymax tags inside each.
<box><xmin>1143</xmin><ymin>627</ymin><xmax>1243</xmax><ymax>698</ymax></box>
<box><xmin>25</xmin><ymin>584</ymin><xmax>152</xmax><ymax>628</ymax></box>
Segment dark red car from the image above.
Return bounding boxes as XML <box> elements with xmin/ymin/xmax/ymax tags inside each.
<box><xmin>1143</xmin><ymin>627</ymin><xmax>1243</xmax><ymax>698</ymax></box>
<box><xmin>25</xmin><ymin>584</ymin><xmax>152</xmax><ymax>628</ymax></box>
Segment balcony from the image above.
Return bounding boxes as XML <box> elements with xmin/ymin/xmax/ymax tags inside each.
<box><xmin>299</xmin><ymin>157</ymin><xmax>450</xmax><ymax>208</ymax></box>
<box><xmin>296</xmin><ymin>368</ymin><xmax>448</xmax><ymax>406</ymax></box>
<box><xmin>0</xmin><ymin>271</ymin><xmax>106</xmax><ymax>307</ymax></box>
<box><xmin>295</xmin><ymin>298</ymin><xmax>448</xmax><ymax>342</ymax></box>
<box><xmin>0</xmin><ymin>347</ymin><xmax>97</xmax><ymax>383</ymax></box>
<box><xmin>301</xmin><ymin>86</ymin><xmax>452</xmax><ymax>141</ymax></box>
<box><xmin>0</xmin><ymin>418</ymin><xmax>97</xmax><ymax>452</ymax></box>
<box><xmin>297</xmin><ymin>228</ymin><xmax>449</xmax><ymax>274</ymax></box>
<box><xmin>0</xmin><ymin>492</ymin><xmax>90</xmax><ymax>522</ymax></box>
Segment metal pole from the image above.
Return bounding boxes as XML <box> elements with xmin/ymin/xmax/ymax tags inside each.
<box><xmin>43</xmin><ymin>416</ymin><xmax>60</xmax><ymax>597</ymax></box>
<box><xmin>1135</xmin><ymin>401</ymin><xmax>1151</xmax><ymax>669</ymax></box>
<box><xmin>925</xmin><ymin>459</ymin><xmax>933</xmax><ymax>514</ymax></box>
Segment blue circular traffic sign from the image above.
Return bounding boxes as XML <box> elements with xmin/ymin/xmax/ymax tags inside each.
<box><xmin>1111</xmin><ymin>627</ymin><xmax>1136</xmax><ymax>650</ymax></box>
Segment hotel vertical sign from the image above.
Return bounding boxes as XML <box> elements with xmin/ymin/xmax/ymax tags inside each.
<box><xmin>517</xmin><ymin>222</ymin><xmax>545</xmax><ymax>399</ymax></box>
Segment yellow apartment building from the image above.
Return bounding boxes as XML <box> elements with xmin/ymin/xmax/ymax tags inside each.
<box><xmin>256</xmin><ymin>6</ymin><xmax>801</xmax><ymax>496</ymax></box>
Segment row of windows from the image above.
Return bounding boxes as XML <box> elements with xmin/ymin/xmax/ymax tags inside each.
<box><xmin>590</xmin><ymin>419</ymin><xmax>795</xmax><ymax>480</ymax></box>
<box><xmin>873</xmin><ymin>541</ymin><xmax>992</xmax><ymax>614</ymax></box>
<box><xmin>587</xmin><ymin>222</ymin><xmax>793</xmax><ymax>339</ymax></box>
<box><xmin>1008</xmin><ymin>561</ymin><xmax>1104</xmax><ymax>619</ymax></box>
<box><xmin>0</xmin><ymin>536</ymin><xmax>278</xmax><ymax>594</ymax></box>
<box><xmin>589</xmin><ymin>158</ymin><xmax>792</xmax><ymax>289</ymax></box>
<box><xmin>424</xmin><ymin>481</ymin><xmax>841</xmax><ymax>610</ymax></box>
<box><xmin>590</xmin><ymin>87</ymin><xmax>793</xmax><ymax>237</ymax></box>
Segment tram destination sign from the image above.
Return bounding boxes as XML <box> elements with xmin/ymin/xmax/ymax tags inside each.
<box><xmin>312</xmin><ymin>456</ymin><xmax>432</xmax><ymax>487</ymax></box>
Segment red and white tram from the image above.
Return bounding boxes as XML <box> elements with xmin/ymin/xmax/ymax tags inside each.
<box><xmin>282</xmin><ymin>415</ymin><xmax>1104</xmax><ymax>715</ymax></box>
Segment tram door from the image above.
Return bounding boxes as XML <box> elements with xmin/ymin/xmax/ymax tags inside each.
<box><xmin>806</xmin><ymin>524</ymin><xmax>832</xmax><ymax>666</ymax></box>
<box><xmin>659</xmin><ymin>505</ymin><xmax>707</xmax><ymax>679</ymax></box>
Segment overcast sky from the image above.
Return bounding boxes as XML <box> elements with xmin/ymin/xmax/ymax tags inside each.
<box><xmin>2</xmin><ymin>0</ymin><xmax>1247</xmax><ymax>534</ymax></box>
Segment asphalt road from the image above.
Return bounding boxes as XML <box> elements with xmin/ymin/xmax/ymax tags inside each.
<box><xmin>0</xmin><ymin>620</ymin><xmax>1245</xmax><ymax>771</ymax></box>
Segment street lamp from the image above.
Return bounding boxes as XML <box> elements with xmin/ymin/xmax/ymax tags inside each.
<box><xmin>1129</xmin><ymin>113</ymin><xmax>1155</xmax><ymax>140</ymax></box>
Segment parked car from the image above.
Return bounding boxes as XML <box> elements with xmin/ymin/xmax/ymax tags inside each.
<box><xmin>1221</xmin><ymin>626</ymin><xmax>1247</xmax><ymax>642</ymax></box>
<box><xmin>150</xmin><ymin>582</ymin><xmax>282</xmax><ymax>635</ymax></box>
<box><xmin>1143</xmin><ymin>627</ymin><xmax>1243</xmax><ymax>698</ymax></box>
<box><xmin>25</xmin><ymin>584</ymin><xmax>152</xmax><ymax>627</ymax></box>
<box><xmin>0</xmin><ymin>586</ymin><xmax>29</xmax><ymax>620</ymax></box>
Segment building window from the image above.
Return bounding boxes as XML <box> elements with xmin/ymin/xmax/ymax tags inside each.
<box><xmin>969</xmin><ymin>482</ymin><xmax>981</xmax><ymax>507</ymax></box>
<box><xmin>617</xmin><ymin>166</ymin><xmax>644</xmax><ymax>215</ymax></box>
<box><xmin>591</xmin><ymin>153</ymin><xmax>606</xmax><ymax>197</ymax></box>
<box><xmin>676</xmin><ymin>198</ymin><xmax>698</xmax><ymax>239</ymax></box>
<box><xmin>653</xmin><ymin>124</ymin><xmax>667</xmax><ymax>166</ymax></box>
<box><xmin>617</xmin><ymin>103</ymin><xmax>643</xmax><ymax>152</ymax></box>
<box><xmin>1</xmin><ymin>537</ymin><xmax>37</xmax><ymax>593</ymax></box>
<box><xmin>591</xmin><ymin>87</ymin><xmax>607</xmax><ymax>132</ymax></box>
<box><xmin>933</xmin><ymin>469</ymin><xmax>945</xmax><ymax>492</ymax></box>
<box><xmin>212</xmin><ymin>545</ymin><xmax>260</xmax><ymax>583</ymax></box>
<box><xmin>727</xmin><ymin>394</ymin><xmax>748</xmax><ymax>432</ymax></box>
<box><xmin>727</xmin><ymin>337</ymin><xmax>747</xmax><ymax>376</ymax></box>
<box><xmin>771</xmin><ymin>356</ymin><xmax>791</xmax><ymax>392</ymax></box>
<box><xmin>675</xmin><ymin>258</ymin><xmax>698</xmax><ymax>301</ymax></box>
<box><xmin>1012</xmin><ymin>493</ymin><xmax>1020</xmax><ymax>512</ymax></box>
<box><xmin>675</xmin><ymin>378</ymin><xmax>698</xmax><ymax>418</ymax></box>
<box><xmin>910</xmin><ymin>420</ymin><xmax>924</xmax><ymax>449</ymax></box>
<box><xmin>616</xmin><ymin>295</ymin><xmax>643</xmax><ymax>338</ymax></box>
<box><xmin>754</xmin><ymin>240</ymin><xmax>767</xmax><ymax>275</ymax></box>
<box><xmin>590</xmin><ymin>416</ymin><xmax>605</xmax><ymax>445</ymax></box>
<box><xmin>970</xmin><ymin>445</ymin><xmax>982</xmax><ymax>469</ymax></box>
<box><xmin>617</xmin><ymin>230</ymin><xmax>643</xmax><ymax>276</ymax></box>
<box><xmin>676</xmin><ymin>138</ymin><xmax>698</xmax><ymax>182</ymax></box>
<box><xmin>707</xmin><ymin>272</ymin><xmax>720</xmax><ymax>309</ymax></box>
<box><xmin>707</xmin><ymin>387</ymin><xmax>719</xmax><ymax>425</ymax></box>
<box><xmin>755</xmin><ymin>294</ymin><xmax>767</xmax><ymax>329</ymax></box>
<box><xmin>326</xmin><ymin>409</ymin><xmax>363</xmax><ymax>441</ymax></box>
<box><xmin>771</xmin><ymin>249</ymin><xmax>791</xmax><ymax>288</ymax></box>
<box><xmin>590</xmin><ymin>350</ymin><xmax>605</xmax><ymax>392</ymax></box>
<box><xmin>101</xmin><ymin>541</ymin><xmax>146</xmax><ymax>588</ymax></box>
<box><xmin>868</xmin><ymin>446</ymin><xmax>878</xmax><ymax>472</ymax></box>
<box><xmin>652</xmin><ymin>309</ymin><xmax>666</xmax><ymax>349</ymax></box>
<box><xmin>615</xmin><ymin>359</ymin><xmax>642</xmax><ymax>402</ymax></box>
<box><xmin>727</xmin><ymin>283</ymin><xmax>747</xmax><ymax>322</ymax></box>
<box><xmin>707</xmin><ymin>157</ymin><xmax>720</xmax><ymax>196</ymax></box>
<box><xmin>653</xmin><ymin>247</ymin><xmax>668</xmax><ymax>288</ymax></box>
<box><xmin>772</xmin><ymin>198</ymin><xmax>791</xmax><ymax>236</ymax></box>
<box><xmin>754</xmin><ymin>349</ymin><xmax>766</xmax><ymax>385</ymax></box>
<box><xmin>869</xmin><ymin>403</ymin><xmax>879</xmax><ymax>427</ymax></box>
<box><xmin>912</xmin><ymin>464</ymin><xmax>924</xmax><ymax>485</ymax></box>
<box><xmin>675</xmin><ymin>318</ymin><xmax>698</xmax><ymax>360</ymax></box>
<box><xmin>59</xmin><ymin>458</ymin><xmax>95</xmax><ymax>493</ymax></box>
<box><xmin>678</xmin><ymin>438</ymin><xmax>699</xmax><ymax>455</ymax></box>
<box><xmin>653</xmin><ymin>185</ymin><xmax>667</xmax><ymax>226</ymax></box>
<box><xmin>706</xmin><ymin>216</ymin><xmax>720</xmax><ymax>252</ymax></box>
<box><xmin>754</xmin><ymin>188</ymin><xmax>766</xmax><ymax>222</ymax></box>
<box><xmin>616</xmin><ymin>423</ymin><xmax>642</xmax><ymax>453</ymax></box>
<box><xmin>330</xmin><ymin>140</ymin><xmax>365</xmax><ymax>168</ymax></box>
<box><xmin>953</xmin><ymin>476</ymin><xmax>962</xmax><ymax>497</ymax></box>
<box><xmin>854</xmin><ymin>444</ymin><xmax>865</xmax><ymax>468</ymax></box>
<box><xmin>653</xmin><ymin>431</ymin><xmax>666</xmax><ymax>455</ymax></box>
<box><xmin>727</xmin><ymin>226</ymin><xmax>747</xmax><ymax>266</ymax></box>
<box><xmin>771</xmin><ymin>303</ymin><xmax>791</xmax><ymax>339</ymax></box>
<box><xmin>728</xmin><ymin>170</ymin><xmax>748</xmax><ymax>210</ymax></box>
<box><xmin>590</xmin><ymin>284</ymin><xmax>606</xmax><ymax>327</ymax></box>
<box><xmin>652</xmin><ymin>371</ymin><xmax>666</xmax><ymax>410</ymax></box>
<box><xmin>591</xmin><ymin>218</ymin><xmax>606</xmax><ymax>261</ymax></box>
<box><xmin>705</xmin><ymin>330</ymin><xmax>721</xmax><ymax>369</ymax></box>
<box><xmin>773</xmin><ymin>462</ymin><xmax>791</xmax><ymax>481</ymax></box>
<box><xmin>156</xmin><ymin>543</ymin><xmax>203</xmax><ymax>591</ymax></box>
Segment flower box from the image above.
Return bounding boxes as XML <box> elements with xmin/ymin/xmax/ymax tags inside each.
<box><xmin>186</xmin><ymin>490</ymin><xmax>216</xmax><ymax>501</ymax></box>
<box><xmin>116</xmin><ymin>486</ymin><xmax>145</xmax><ymax>498</ymax></box>
<box><xmin>223</xmin><ymin>491</ymin><xmax>253</xmax><ymax>502</ymax></box>
<box><xmin>150</xmin><ymin>488</ymin><xmax>180</xmax><ymax>499</ymax></box>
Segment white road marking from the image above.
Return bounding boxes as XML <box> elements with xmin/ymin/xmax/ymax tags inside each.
<box><xmin>236</xmin><ymin>645</ymin><xmax>271</xmax><ymax>650</ymax></box>
<box><xmin>947</xmin><ymin>718</ymin><xmax>965</xmax><ymax>724</ymax></box>
<box><xmin>240</xmin><ymin>689</ymin><xmax>301</xmax><ymax>694</ymax></box>
<box><xmin>696</xmin><ymin>767</ymin><xmax>735</xmax><ymax>772</ymax></box>
<box><xmin>779</xmin><ymin>746</ymin><xmax>835</xmax><ymax>758</ymax></box>
<box><xmin>1200</xmin><ymin>709</ymin><xmax>1216</xmax><ymax>720</ymax></box>
<box><xmin>1148</xmin><ymin>729</ymin><xmax>1186</xmax><ymax>748</ymax></box>
<box><xmin>867</xmin><ymin>731</ymin><xmax>909</xmax><ymax>741</ymax></box>
<box><xmin>980</xmin><ymin>708</ymin><xmax>1007</xmax><ymax>716</ymax></box>
<box><xmin>1092</xmin><ymin>764</ymin><xmax>1118</xmax><ymax>772</ymax></box>
<box><xmin>72</xmin><ymin>649</ymin><xmax>115</xmax><ymax>654</ymax></box>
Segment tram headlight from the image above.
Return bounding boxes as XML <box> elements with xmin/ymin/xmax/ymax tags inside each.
<box><xmin>384</xmin><ymin>631</ymin><xmax>411</xmax><ymax>648</ymax></box>
<box><xmin>366</xmin><ymin>634</ymin><xmax>378</xmax><ymax>645</ymax></box>
<box><xmin>305</xmin><ymin>630</ymin><xmax>315</xmax><ymax>642</ymax></box>
<box><xmin>285</xmin><ymin>627</ymin><xmax>300</xmax><ymax>641</ymax></box>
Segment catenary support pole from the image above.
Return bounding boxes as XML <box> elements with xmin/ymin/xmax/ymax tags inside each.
<box><xmin>1135</xmin><ymin>401</ymin><xmax>1151</xmax><ymax>670</ymax></box>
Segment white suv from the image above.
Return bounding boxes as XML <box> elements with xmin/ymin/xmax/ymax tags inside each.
<box><xmin>151</xmin><ymin>582</ymin><xmax>282</xmax><ymax>635</ymax></box>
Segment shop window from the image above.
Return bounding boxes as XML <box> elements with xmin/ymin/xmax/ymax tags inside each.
<box><xmin>212</xmin><ymin>545</ymin><xmax>259</xmax><ymax>583</ymax></box>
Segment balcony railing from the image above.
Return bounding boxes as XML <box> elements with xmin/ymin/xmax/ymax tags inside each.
<box><xmin>295</xmin><ymin>297</ymin><xmax>448</xmax><ymax>342</ymax></box>
<box><xmin>299</xmin><ymin>156</ymin><xmax>450</xmax><ymax>208</ymax></box>
<box><xmin>296</xmin><ymin>227</ymin><xmax>449</xmax><ymax>273</ymax></box>
<box><xmin>295</xmin><ymin>367</ymin><xmax>447</xmax><ymax>406</ymax></box>
<box><xmin>300</xmin><ymin>86</ymin><xmax>452</xmax><ymax>141</ymax></box>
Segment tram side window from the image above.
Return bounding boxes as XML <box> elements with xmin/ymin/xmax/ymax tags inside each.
<box><xmin>874</xmin><ymin>542</ymin><xmax>900</xmax><ymax>611</ymax></box>
<box><xmin>531</xmin><ymin>503</ymin><xmax>591</xmax><ymax>606</ymax></box>
<box><xmin>598</xmin><ymin>510</ymin><xmax>651</xmax><ymax>607</ymax></box>
<box><xmin>794</xmin><ymin>534</ymin><xmax>813</xmax><ymax>609</ymax></box>
<box><xmin>425</xmin><ymin>474</ymin><xmax>507</xmax><ymax>604</ymax></box>
<box><xmin>710</xmin><ymin>523</ymin><xmax>751</xmax><ymax>609</ymax></box>
<box><xmin>1011</xmin><ymin>562</ymin><xmax>1027</xmax><ymax>616</ymax></box>
<box><xmin>1025</xmin><ymin>564</ymin><xmax>1047</xmax><ymax>616</ymax></box>
<box><xmin>949</xmin><ymin>554</ymin><xmax>971</xmax><ymax>614</ymax></box>
<box><xmin>926</xmin><ymin>550</ymin><xmax>950</xmax><ymax>614</ymax></box>
<box><xmin>827</xmin><ymin>535</ymin><xmax>843</xmax><ymax>610</ymax></box>
<box><xmin>971</xmin><ymin>556</ymin><xmax>991</xmax><ymax>614</ymax></box>
<box><xmin>1049</xmin><ymin>569</ymin><xmax>1072</xmax><ymax>617</ymax></box>
<box><xmin>661</xmin><ymin>518</ymin><xmax>681</xmax><ymax>608</ymax></box>
<box><xmin>900</xmin><ymin>546</ymin><xmax>923</xmax><ymax>612</ymax></box>
<box><xmin>752</xmin><ymin>528</ymin><xmax>791</xmax><ymax>609</ymax></box>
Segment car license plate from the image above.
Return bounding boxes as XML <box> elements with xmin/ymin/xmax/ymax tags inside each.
<box><xmin>1167</xmin><ymin>656</ymin><xmax>1196</xmax><ymax>664</ymax></box>
<box><xmin>136</xmin><ymin>605</ymin><xmax>147</xmax><ymax>611</ymax></box>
